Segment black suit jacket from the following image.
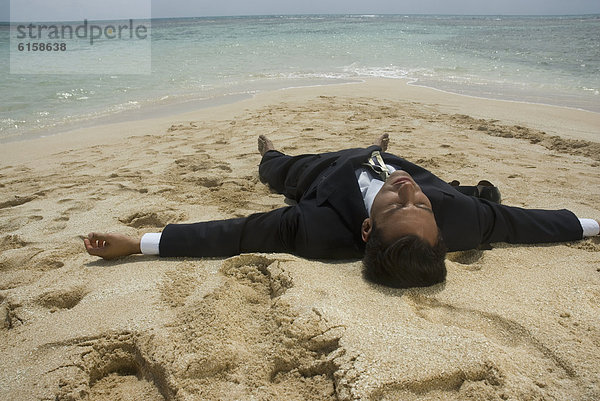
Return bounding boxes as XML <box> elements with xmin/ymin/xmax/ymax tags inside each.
<box><xmin>159</xmin><ymin>146</ymin><xmax>582</xmax><ymax>259</ymax></box>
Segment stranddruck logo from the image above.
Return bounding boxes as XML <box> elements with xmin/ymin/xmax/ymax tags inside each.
<box><xmin>10</xmin><ymin>1</ymin><xmax>151</xmax><ymax>75</ymax></box>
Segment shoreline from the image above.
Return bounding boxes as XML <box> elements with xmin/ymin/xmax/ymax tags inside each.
<box><xmin>1</xmin><ymin>78</ymin><xmax>599</xmax><ymax>166</ymax></box>
<box><xmin>3</xmin><ymin>76</ymin><xmax>599</xmax><ymax>147</ymax></box>
<box><xmin>406</xmin><ymin>79</ymin><xmax>600</xmax><ymax>116</ymax></box>
<box><xmin>0</xmin><ymin>77</ymin><xmax>359</xmax><ymax>145</ymax></box>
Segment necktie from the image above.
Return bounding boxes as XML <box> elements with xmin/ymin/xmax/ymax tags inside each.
<box><xmin>364</xmin><ymin>150</ymin><xmax>391</xmax><ymax>181</ymax></box>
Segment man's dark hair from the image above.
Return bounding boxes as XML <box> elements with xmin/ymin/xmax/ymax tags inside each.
<box><xmin>363</xmin><ymin>224</ymin><xmax>447</xmax><ymax>288</ymax></box>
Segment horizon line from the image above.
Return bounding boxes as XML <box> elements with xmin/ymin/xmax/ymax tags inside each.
<box><xmin>2</xmin><ymin>12</ymin><xmax>599</xmax><ymax>24</ymax></box>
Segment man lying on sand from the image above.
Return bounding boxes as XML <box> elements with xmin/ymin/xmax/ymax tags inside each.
<box><xmin>85</xmin><ymin>134</ymin><xmax>599</xmax><ymax>288</ymax></box>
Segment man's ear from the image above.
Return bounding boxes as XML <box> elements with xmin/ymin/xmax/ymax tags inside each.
<box><xmin>361</xmin><ymin>218</ymin><xmax>372</xmax><ymax>243</ymax></box>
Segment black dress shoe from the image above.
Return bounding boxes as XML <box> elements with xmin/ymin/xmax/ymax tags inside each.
<box><xmin>477</xmin><ymin>180</ymin><xmax>502</xmax><ymax>204</ymax></box>
<box><xmin>449</xmin><ymin>180</ymin><xmax>502</xmax><ymax>203</ymax></box>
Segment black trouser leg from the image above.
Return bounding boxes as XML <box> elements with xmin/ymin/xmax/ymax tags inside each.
<box><xmin>258</xmin><ymin>150</ymin><xmax>322</xmax><ymax>201</ymax></box>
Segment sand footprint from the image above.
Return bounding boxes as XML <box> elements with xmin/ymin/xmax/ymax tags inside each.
<box><xmin>0</xmin><ymin>247</ymin><xmax>44</xmax><ymax>271</ymax></box>
<box><xmin>55</xmin><ymin>332</ymin><xmax>171</xmax><ymax>401</ymax></box>
<box><xmin>193</xmin><ymin>176</ymin><xmax>222</xmax><ymax>188</ymax></box>
<box><xmin>158</xmin><ymin>254</ymin><xmax>351</xmax><ymax>400</ymax></box>
<box><xmin>36</xmin><ymin>285</ymin><xmax>88</xmax><ymax>312</ymax></box>
<box><xmin>219</xmin><ymin>254</ymin><xmax>293</xmax><ymax>298</ymax></box>
<box><xmin>405</xmin><ymin>295</ymin><xmax>577</xmax><ymax>377</ymax></box>
<box><xmin>215</xmin><ymin>164</ymin><xmax>232</xmax><ymax>172</ymax></box>
<box><xmin>1</xmin><ymin>297</ymin><xmax>23</xmax><ymax>329</ymax></box>
<box><xmin>369</xmin><ymin>361</ymin><xmax>503</xmax><ymax>401</ymax></box>
<box><xmin>159</xmin><ymin>262</ymin><xmax>202</xmax><ymax>308</ymax></box>
<box><xmin>119</xmin><ymin>210</ymin><xmax>183</xmax><ymax>229</ymax></box>
<box><xmin>446</xmin><ymin>249</ymin><xmax>485</xmax><ymax>270</ymax></box>
<box><xmin>0</xmin><ymin>194</ymin><xmax>36</xmax><ymax>209</ymax></box>
<box><xmin>173</xmin><ymin>155</ymin><xmax>212</xmax><ymax>172</ymax></box>
<box><xmin>167</xmin><ymin>122</ymin><xmax>198</xmax><ymax>132</ymax></box>
<box><xmin>369</xmin><ymin>295</ymin><xmax>579</xmax><ymax>400</ymax></box>
<box><xmin>7</xmin><ymin>243</ymin><xmax>78</xmax><ymax>289</ymax></box>
<box><xmin>1</xmin><ymin>284</ymin><xmax>86</xmax><ymax>329</ymax></box>
<box><xmin>0</xmin><ymin>234</ymin><xmax>28</xmax><ymax>252</ymax></box>
<box><xmin>170</xmin><ymin>155</ymin><xmax>234</xmax><ymax>189</ymax></box>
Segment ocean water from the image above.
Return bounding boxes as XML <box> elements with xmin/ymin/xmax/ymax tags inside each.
<box><xmin>1</xmin><ymin>14</ymin><xmax>599</xmax><ymax>142</ymax></box>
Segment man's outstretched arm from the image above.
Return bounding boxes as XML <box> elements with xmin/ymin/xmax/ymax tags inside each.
<box><xmin>84</xmin><ymin>232</ymin><xmax>142</xmax><ymax>260</ymax></box>
<box><xmin>84</xmin><ymin>205</ymin><xmax>302</xmax><ymax>260</ymax></box>
<box><xmin>476</xmin><ymin>194</ymin><xmax>600</xmax><ymax>248</ymax></box>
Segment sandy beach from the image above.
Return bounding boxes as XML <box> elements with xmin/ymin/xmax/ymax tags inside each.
<box><xmin>1</xmin><ymin>78</ymin><xmax>599</xmax><ymax>400</ymax></box>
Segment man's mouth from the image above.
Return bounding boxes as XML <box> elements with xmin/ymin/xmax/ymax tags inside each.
<box><xmin>392</xmin><ymin>177</ymin><xmax>412</xmax><ymax>186</ymax></box>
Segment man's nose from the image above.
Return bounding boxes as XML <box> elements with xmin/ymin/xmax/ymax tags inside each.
<box><xmin>397</xmin><ymin>181</ymin><xmax>416</xmax><ymax>203</ymax></box>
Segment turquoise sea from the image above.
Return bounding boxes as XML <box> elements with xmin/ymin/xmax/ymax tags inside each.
<box><xmin>1</xmin><ymin>14</ymin><xmax>599</xmax><ymax>142</ymax></box>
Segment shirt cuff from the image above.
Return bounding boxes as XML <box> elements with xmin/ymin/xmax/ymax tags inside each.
<box><xmin>579</xmin><ymin>219</ymin><xmax>600</xmax><ymax>237</ymax></box>
<box><xmin>140</xmin><ymin>232</ymin><xmax>161</xmax><ymax>255</ymax></box>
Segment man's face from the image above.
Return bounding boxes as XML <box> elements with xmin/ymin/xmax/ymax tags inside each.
<box><xmin>361</xmin><ymin>170</ymin><xmax>439</xmax><ymax>246</ymax></box>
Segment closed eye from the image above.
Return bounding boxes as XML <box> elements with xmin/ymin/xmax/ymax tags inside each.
<box><xmin>386</xmin><ymin>203</ymin><xmax>433</xmax><ymax>214</ymax></box>
<box><xmin>417</xmin><ymin>204</ymin><xmax>434</xmax><ymax>214</ymax></box>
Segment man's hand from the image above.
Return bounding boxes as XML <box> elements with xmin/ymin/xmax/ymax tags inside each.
<box><xmin>84</xmin><ymin>232</ymin><xmax>141</xmax><ymax>260</ymax></box>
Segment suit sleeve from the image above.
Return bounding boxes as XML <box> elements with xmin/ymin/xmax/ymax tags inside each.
<box><xmin>479</xmin><ymin>201</ymin><xmax>583</xmax><ymax>245</ymax></box>
<box><xmin>158</xmin><ymin>206</ymin><xmax>300</xmax><ymax>257</ymax></box>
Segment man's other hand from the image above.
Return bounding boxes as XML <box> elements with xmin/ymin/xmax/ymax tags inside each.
<box><xmin>84</xmin><ymin>232</ymin><xmax>141</xmax><ymax>260</ymax></box>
